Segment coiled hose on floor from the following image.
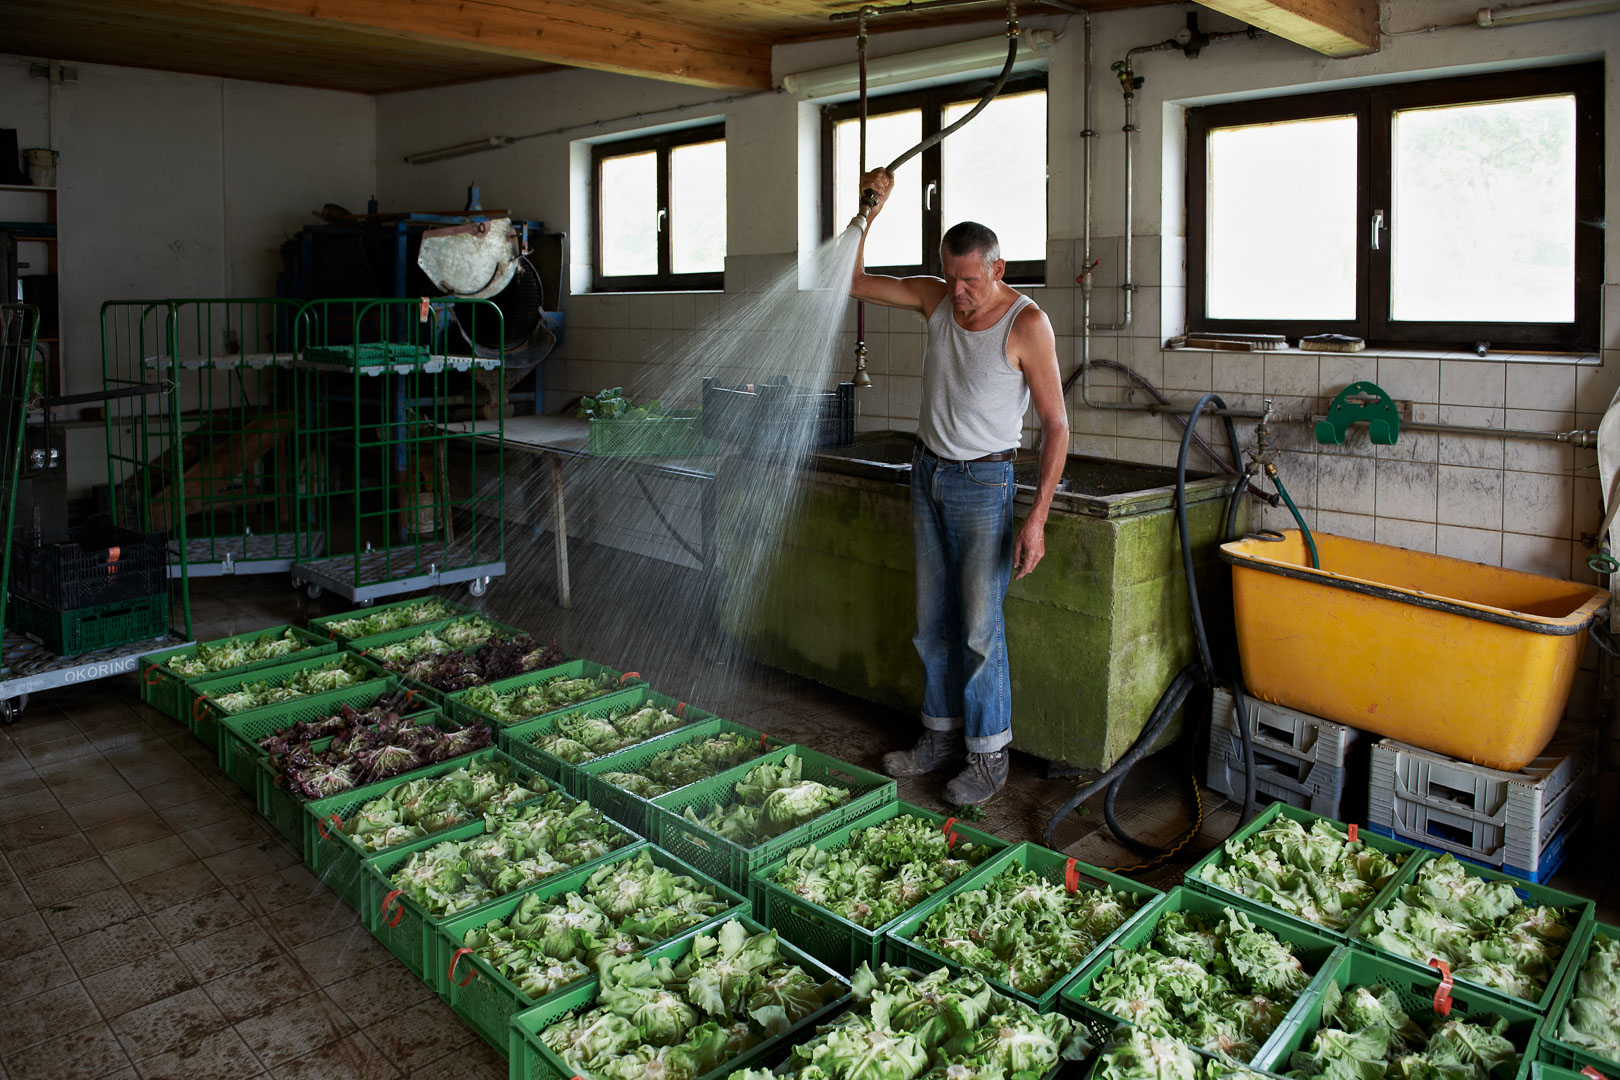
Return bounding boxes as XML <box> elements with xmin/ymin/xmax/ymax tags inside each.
<box><xmin>1043</xmin><ymin>392</ymin><xmax>1260</xmax><ymax>860</ymax></box>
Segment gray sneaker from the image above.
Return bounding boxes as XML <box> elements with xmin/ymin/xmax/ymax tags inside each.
<box><xmin>882</xmin><ymin>729</ymin><xmax>965</xmax><ymax>778</ymax></box>
<box><xmin>943</xmin><ymin>749</ymin><xmax>1009</xmax><ymax>805</ymax></box>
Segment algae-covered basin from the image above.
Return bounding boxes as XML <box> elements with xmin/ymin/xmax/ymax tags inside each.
<box><xmin>719</xmin><ymin>430</ymin><xmax>1238</xmax><ymax>770</ymax></box>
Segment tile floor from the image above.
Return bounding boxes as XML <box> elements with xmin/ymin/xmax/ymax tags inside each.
<box><xmin>0</xmin><ymin>547</ymin><xmax>1614</xmax><ymax>1079</ymax></box>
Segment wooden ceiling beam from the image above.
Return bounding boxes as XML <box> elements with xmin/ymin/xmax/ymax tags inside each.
<box><xmin>1197</xmin><ymin>0</ymin><xmax>1378</xmax><ymax>57</ymax></box>
<box><xmin>185</xmin><ymin>0</ymin><xmax>775</xmax><ymax>89</ymax></box>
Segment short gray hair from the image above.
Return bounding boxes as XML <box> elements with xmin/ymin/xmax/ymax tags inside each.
<box><xmin>941</xmin><ymin>221</ymin><xmax>1001</xmax><ymax>266</ymax></box>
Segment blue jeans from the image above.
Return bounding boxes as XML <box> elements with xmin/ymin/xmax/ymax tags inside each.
<box><xmin>911</xmin><ymin>446</ymin><xmax>1015</xmax><ymax>753</ymax></box>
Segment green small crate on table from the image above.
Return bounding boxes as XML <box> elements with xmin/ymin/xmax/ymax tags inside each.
<box><xmin>193</xmin><ymin>651</ymin><xmax>386</xmax><ymax>774</ymax></box>
<box><xmin>258</xmin><ymin>707</ymin><xmax>461</xmax><ymax>847</ymax></box>
<box><xmin>5</xmin><ymin>591</ymin><xmax>168</xmax><ymax>657</ymax></box>
<box><xmin>309</xmin><ymin>596</ymin><xmax>477</xmax><ymax>645</ymax></box>
<box><xmin>1253</xmin><ymin>945</ymin><xmax>1546</xmax><ymax>1080</ymax></box>
<box><xmin>140</xmin><ymin>624</ymin><xmax>339</xmax><ymax>724</ymax></box>
<box><xmin>1058</xmin><ymin>885</ymin><xmax>1342</xmax><ymax>1054</ymax></box>
<box><xmin>1349</xmin><ymin>851</ymin><xmax>1595</xmax><ymax>1015</ymax></box>
<box><xmin>438</xmin><ymin>842</ymin><xmax>748</xmax><ymax>1052</ymax></box>
<box><xmin>649</xmin><ymin>743</ymin><xmax>897</xmax><ymax>895</ymax></box>
<box><xmin>303</xmin><ymin>747</ymin><xmax>554</xmax><ymax>908</ymax></box>
<box><xmin>747</xmin><ymin>799</ymin><xmax>1011</xmax><ymax>976</ymax></box>
<box><xmin>588</xmin><ymin>410</ymin><xmax>718</xmax><ymax>458</ymax></box>
<box><xmin>576</xmin><ymin>715</ymin><xmax>786</xmax><ymax>836</ymax></box>
<box><xmin>362</xmin><ymin>801</ymin><xmax>637</xmax><ymax>983</ymax></box>
<box><xmin>1534</xmin><ymin>919</ymin><xmax>1620</xmax><ymax>1078</ymax></box>
<box><xmin>1183</xmin><ymin>802</ymin><xmax>1423</xmax><ymax>942</ymax></box>
<box><xmin>506</xmin><ymin>914</ymin><xmax>850</xmax><ymax>1080</ymax></box>
<box><xmin>883</xmin><ymin>841</ymin><xmax>1161</xmax><ymax>1014</ymax></box>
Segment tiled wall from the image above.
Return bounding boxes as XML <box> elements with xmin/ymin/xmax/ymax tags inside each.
<box><xmin>552</xmin><ymin>240</ymin><xmax>1620</xmax><ymax>591</ymax></box>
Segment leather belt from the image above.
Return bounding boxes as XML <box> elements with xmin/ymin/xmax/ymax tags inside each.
<box><xmin>918</xmin><ymin>445</ymin><xmax>1017</xmax><ymax>464</ymax></box>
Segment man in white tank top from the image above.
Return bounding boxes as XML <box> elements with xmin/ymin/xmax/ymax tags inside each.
<box><xmin>849</xmin><ymin>167</ymin><xmax>1069</xmax><ymax>805</ymax></box>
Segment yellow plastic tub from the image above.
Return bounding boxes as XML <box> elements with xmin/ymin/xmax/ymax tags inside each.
<box><xmin>1222</xmin><ymin>531</ymin><xmax>1606</xmax><ymax>771</ymax></box>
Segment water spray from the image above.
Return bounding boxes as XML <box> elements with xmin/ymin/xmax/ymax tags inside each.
<box><xmin>845</xmin><ymin>1</ymin><xmax>1022</xmax><ymax>389</ymax></box>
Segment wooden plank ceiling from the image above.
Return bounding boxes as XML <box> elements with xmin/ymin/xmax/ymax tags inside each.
<box><xmin>4</xmin><ymin>0</ymin><xmax>1374</xmax><ymax>94</ymax></box>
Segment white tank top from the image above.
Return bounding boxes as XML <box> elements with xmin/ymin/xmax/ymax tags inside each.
<box><xmin>917</xmin><ymin>291</ymin><xmax>1033</xmax><ymax>460</ymax></box>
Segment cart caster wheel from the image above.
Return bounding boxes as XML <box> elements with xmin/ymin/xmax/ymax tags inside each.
<box><xmin>467</xmin><ymin>577</ymin><xmax>489</xmax><ymax>598</ymax></box>
<box><xmin>356</xmin><ymin>598</ymin><xmax>374</xmax><ymax>608</ymax></box>
<box><xmin>1</xmin><ymin>695</ymin><xmax>26</xmax><ymax>724</ymax></box>
<box><xmin>290</xmin><ymin>576</ymin><xmax>304</xmax><ymax>589</ymax></box>
<box><xmin>304</xmin><ymin>583</ymin><xmax>324</xmax><ymax>599</ymax></box>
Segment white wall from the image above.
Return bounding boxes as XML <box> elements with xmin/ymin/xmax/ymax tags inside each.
<box><xmin>3</xmin><ymin>57</ymin><xmax>376</xmax><ymax>400</ymax></box>
<box><xmin>370</xmin><ymin>2</ymin><xmax>1620</xmax><ymax>626</ymax></box>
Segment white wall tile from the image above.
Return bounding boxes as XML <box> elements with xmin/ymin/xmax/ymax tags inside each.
<box><xmin>1213</xmin><ymin>353</ymin><xmax>1265</xmax><ymax>396</ymax></box>
<box><xmin>1502</xmin><ymin>532</ymin><xmax>1571</xmax><ymax>579</ymax></box>
<box><xmin>1162</xmin><ymin>350</ymin><xmax>1212</xmax><ymax>391</ymax></box>
<box><xmin>1506</xmin><ymin>362</ymin><xmax>1577</xmax><ymax>414</ymax></box>
<box><xmin>1072</xmin><ymin>434</ymin><xmax>1117</xmax><ymax>459</ymax></box>
<box><xmin>1436</xmin><ymin>525</ymin><xmax>1503</xmax><ymax>566</ymax></box>
<box><xmin>1315</xmin><ymin>510</ymin><xmax>1376</xmax><ymax>541</ymax></box>
<box><xmin>1040</xmin><ymin>288</ymin><xmax>1075</xmax><ymax>336</ymax></box>
<box><xmin>1378</xmin><ymin>355</ymin><xmax>1439</xmax><ymax>403</ymax></box>
<box><xmin>1576</xmin><ymin>354</ymin><xmax>1620</xmax><ymax>413</ymax></box>
<box><xmin>889</xmin><ymin>375</ymin><xmax>921</xmax><ymax>422</ymax></box>
<box><xmin>1264</xmin><ymin>354</ymin><xmax>1320</xmax><ymax>399</ymax></box>
<box><xmin>1161</xmin><ymin>286</ymin><xmax>1187</xmax><ymax>339</ymax></box>
<box><xmin>1316</xmin><ymin>452</ymin><xmax>1377</xmax><ymax>517</ymax></box>
<box><xmin>1572</xmin><ymin>473</ymin><xmax>1603</xmax><ymax>543</ymax></box>
<box><xmin>1439</xmin><ymin>360</ymin><xmax>1507</xmax><ymax>409</ymax></box>
<box><xmin>1604</xmin><ymin>283</ymin><xmax>1620</xmax><ymax>353</ymax></box>
<box><xmin>1319</xmin><ymin>354</ymin><xmax>1378</xmax><ymax>393</ymax></box>
<box><xmin>1374</xmin><ymin>430</ymin><xmax>1438</xmax><ymax>464</ymax></box>
<box><xmin>1114</xmin><ymin>436</ymin><xmax>1161</xmax><ymax>464</ymax></box>
<box><xmin>1436</xmin><ymin>405</ymin><xmax>1505</xmax><ymax>469</ymax></box>
<box><xmin>1374</xmin><ymin>459</ymin><xmax>1438</xmax><ymax>522</ymax></box>
<box><xmin>1437</xmin><ymin>465</ymin><xmax>1504</xmax><ymax>530</ymax></box>
<box><xmin>1070</xmin><ymin>402</ymin><xmax>1118</xmax><ymax>437</ymax></box>
<box><xmin>1375</xmin><ymin>517</ymin><xmax>1437</xmax><ymax>553</ymax></box>
<box><xmin>1504</xmin><ymin>470</ymin><xmax>1574</xmax><ymax>538</ymax></box>
<box><xmin>1117</xmin><ymin>410</ymin><xmax>1165</xmax><ymax>440</ymax></box>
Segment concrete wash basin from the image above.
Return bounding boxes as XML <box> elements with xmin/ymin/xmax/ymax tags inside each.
<box><xmin>718</xmin><ymin>430</ymin><xmax>1240</xmax><ymax>770</ymax></box>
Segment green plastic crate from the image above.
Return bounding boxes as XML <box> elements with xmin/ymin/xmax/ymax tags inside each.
<box><xmin>451</xmin><ymin>658</ymin><xmax>635</xmax><ymax>732</ymax></box>
<box><xmin>197</xmin><ymin>653</ymin><xmax>391</xmax><ymax>782</ymax></box>
<box><xmin>350</xmin><ymin>613</ymin><xmax>549</xmax><ymax>707</ymax></box>
<box><xmin>310</xmin><ymin>595</ymin><xmax>477</xmax><ymax>644</ymax></box>
<box><xmin>362</xmin><ymin>804</ymin><xmax>637</xmax><ymax>983</ymax></box>
<box><xmin>747</xmin><ymin>799</ymin><xmax>1011</xmax><ymax>977</ymax></box>
<box><xmin>587</xmin><ymin>410</ymin><xmax>719</xmax><ymax>458</ymax></box>
<box><xmin>1534</xmin><ymin>1063</ymin><xmax>1607</xmax><ymax>1080</ymax></box>
<box><xmin>480</xmin><ymin>676</ymin><xmax>688</xmax><ymax>795</ymax></box>
<box><xmin>216</xmin><ymin>677</ymin><xmax>424</xmax><ymax>793</ymax></box>
<box><xmin>649</xmin><ymin>744</ymin><xmax>897</xmax><ymax>895</ymax></box>
<box><xmin>575</xmin><ymin>715</ymin><xmax>783</xmax><ymax>835</ymax></box>
<box><xmin>1535</xmin><ymin>919</ymin><xmax>1620</xmax><ymax>1077</ymax></box>
<box><xmin>5</xmin><ymin>591</ymin><xmax>168</xmax><ymax>657</ymax></box>
<box><xmin>1350</xmin><ymin>851</ymin><xmax>1595</xmax><ymax>1014</ymax></box>
<box><xmin>1057</xmin><ymin>886</ymin><xmax>1342</xmax><ymax>1053</ymax></box>
<box><xmin>884</xmin><ymin>841</ymin><xmax>1162</xmax><ymax>1014</ymax></box>
<box><xmin>1254</xmin><ymin>944</ymin><xmax>1546</xmax><ymax>1080</ymax></box>
<box><xmin>439</xmin><ymin>843</ymin><xmax>747</xmax><ymax>1052</ymax></box>
<box><xmin>1183</xmin><ymin>802</ymin><xmax>1423</xmax><ymax>942</ymax></box>
<box><xmin>258</xmin><ymin>708</ymin><xmax>459</xmax><ymax>847</ymax></box>
<box><xmin>304</xmin><ymin>748</ymin><xmax>554</xmax><ymax>908</ymax></box>
<box><xmin>506</xmin><ymin>914</ymin><xmax>849</xmax><ymax>1080</ymax></box>
<box><xmin>139</xmin><ymin>624</ymin><xmax>339</xmax><ymax>725</ymax></box>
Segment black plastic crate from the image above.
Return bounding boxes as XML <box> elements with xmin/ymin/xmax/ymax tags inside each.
<box><xmin>10</xmin><ymin>516</ymin><xmax>168</xmax><ymax>611</ymax></box>
<box><xmin>701</xmin><ymin>377</ymin><xmax>854</xmax><ymax>450</ymax></box>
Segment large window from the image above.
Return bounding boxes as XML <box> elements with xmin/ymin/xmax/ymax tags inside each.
<box><xmin>1187</xmin><ymin>63</ymin><xmax>1602</xmax><ymax>351</ymax></box>
<box><xmin>823</xmin><ymin>75</ymin><xmax>1047</xmax><ymax>283</ymax></box>
<box><xmin>593</xmin><ymin>123</ymin><xmax>725</xmax><ymax>292</ymax></box>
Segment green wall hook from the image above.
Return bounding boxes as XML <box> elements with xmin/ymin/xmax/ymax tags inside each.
<box><xmin>1316</xmin><ymin>380</ymin><xmax>1401</xmax><ymax>446</ymax></box>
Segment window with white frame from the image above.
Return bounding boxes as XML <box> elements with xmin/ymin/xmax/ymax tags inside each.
<box><xmin>593</xmin><ymin>123</ymin><xmax>726</xmax><ymax>291</ymax></box>
<box><xmin>1186</xmin><ymin>62</ymin><xmax>1602</xmax><ymax>352</ymax></box>
<box><xmin>822</xmin><ymin>75</ymin><xmax>1048</xmax><ymax>283</ymax></box>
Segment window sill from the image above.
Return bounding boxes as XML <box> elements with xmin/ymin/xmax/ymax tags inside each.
<box><xmin>1163</xmin><ymin>341</ymin><xmax>1600</xmax><ymax>365</ymax></box>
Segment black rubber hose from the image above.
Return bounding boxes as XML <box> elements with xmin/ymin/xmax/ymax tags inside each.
<box><xmin>885</xmin><ymin>34</ymin><xmax>1020</xmax><ymax>175</ymax></box>
<box><xmin>1043</xmin><ymin>663</ymin><xmax>1198</xmax><ymax>848</ymax></box>
<box><xmin>1044</xmin><ymin>393</ymin><xmax>1258</xmax><ymax>852</ymax></box>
